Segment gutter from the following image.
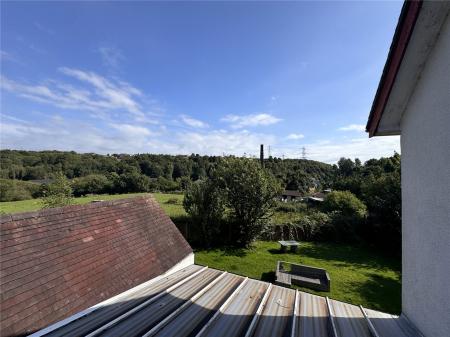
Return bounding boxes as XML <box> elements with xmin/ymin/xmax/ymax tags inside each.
<box><xmin>366</xmin><ymin>0</ymin><xmax>422</xmax><ymax>137</ymax></box>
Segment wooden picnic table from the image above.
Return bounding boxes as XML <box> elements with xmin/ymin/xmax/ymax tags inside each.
<box><xmin>278</xmin><ymin>240</ymin><xmax>300</xmax><ymax>253</ymax></box>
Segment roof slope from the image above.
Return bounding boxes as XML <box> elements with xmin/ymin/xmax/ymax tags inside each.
<box><xmin>0</xmin><ymin>195</ymin><xmax>192</xmax><ymax>336</ymax></box>
<box><xmin>33</xmin><ymin>265</ymin><xmax>424</xmax><ymax>337</ymax></box>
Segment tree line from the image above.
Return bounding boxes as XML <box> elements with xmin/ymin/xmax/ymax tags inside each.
<box><xmin>0</xmin><ymin>150</ymin><xmax>333</xmax><ymax>200</ymax></box>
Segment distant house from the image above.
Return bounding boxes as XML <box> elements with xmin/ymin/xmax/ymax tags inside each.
<box><xmin>280</xmin><ymin>189</ymin><xmax>302</xmax><ymax>202</ymax></box>
<box><xmin>366</xmin><ymin>1</ymin><xmax>450</xmax><ymax>336</ymax></box>
<box><xmin>307</xmin><ymin>190</ymin><xmax>331</xmax><ymax>203</ymax></box>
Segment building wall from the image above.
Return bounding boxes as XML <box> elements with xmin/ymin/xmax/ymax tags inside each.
<box><xmin>400</xmin><ymin>14</ymin><xmax>450</xmax><ymax>337</ymax></box>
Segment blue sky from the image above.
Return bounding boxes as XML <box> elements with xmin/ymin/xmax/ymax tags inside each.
<box><xmin>1</xmin><ymin>1</ymin><xmax>402</xmax><ymax>163</ymax></box>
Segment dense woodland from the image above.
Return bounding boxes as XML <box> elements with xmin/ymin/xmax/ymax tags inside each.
<box><xmin>0</xmin><ymin>150</ymin><xmax>333</xmax><ymax>199</ymax></box>
<box><xmin>0</xmin><ymin>150</ymin><xmax>401</xmax><ymax>252</ymax></box>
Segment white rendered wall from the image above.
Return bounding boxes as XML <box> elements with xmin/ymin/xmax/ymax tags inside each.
<box><xmin>400</xmin><ymin>14</ymin><xmax>450</xmax><ymax>337</ymax></box>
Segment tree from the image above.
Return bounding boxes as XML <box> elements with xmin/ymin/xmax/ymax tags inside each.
<box><xmin>72</xmin><ymin>174</ymin><xmax>112</xmax><ymax>196</ymax></box>
<box><xmin>216</xmin><ymin>158</ymin><xmax>282</xmax><ymax>247</ymax></box>
<box><xmin>41</xmin><ymin>172</ymin><xmax>73</xmax><ymax>208</ymax></box>
<box><xmin>183</xmin><ymin>179</ymin><xmax>225</xmax><ymax>247</ymax></box>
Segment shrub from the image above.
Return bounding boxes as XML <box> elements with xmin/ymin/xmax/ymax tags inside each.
<box><xmin>275</xmin><ymin>201</ymin><xmax>306</xmax><ymax>213</ymax></box>
<box><xmin>41</xmin><ymin>173</ymin><xmax>73</xmax><ymax>208</ymax></box>
<box><xmin>322</xmin><ymin>191</ymin><xmax>367</xmax><ymax>241</ymax></box>
<box><xmin>166</xmin><ymin>197</ymin><xmax>179</xmax><ymax>205</ymax></box>
<box><xmin>72</xmin><ymin>174</ymin><xmax>112</xmax><ymax>196</ymax></box>
<box><xmin>0</xmin><ymin>179</ymin><xmax>41</xmax><ymax>201</ymax></box>
<box><xmin>183</xmin><ymin>179</ymin><xmax>225</xmax><ymax>247</ymax></box>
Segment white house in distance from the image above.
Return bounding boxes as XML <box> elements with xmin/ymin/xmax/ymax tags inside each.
<box><xmin>366</xmin><ymin>1</ymin><xmax>450</xmax><ymax>337</ymax></box>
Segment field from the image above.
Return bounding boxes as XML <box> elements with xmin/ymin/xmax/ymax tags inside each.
<box><xmin>1</xmin><ymin>193</ymin><xmax>400</xmax><ymax>314</ymax></box>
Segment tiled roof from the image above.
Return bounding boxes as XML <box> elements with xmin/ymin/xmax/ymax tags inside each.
<box><xmin>33</xmin><ymin>265</ymin><xmax>423</xmax><ymax>337</ymax></box>
<box><xmin>0</xmin><ymin>196</ymin><xmax>192</xmax><ymax>336</ymax></box>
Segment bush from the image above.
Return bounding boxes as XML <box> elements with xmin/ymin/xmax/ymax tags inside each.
<box><xmin>261</xmin><ymin>211</ymin><xmax>331</xmax><ymax>242</ymax></box>
<box><xmin>0</xmin><ymin>179</ymin><xmax>41</xmax><ymax>201</ymax></box>
<box><xmin>72</xmin><ymin>174</ymin><xmax>112</xmax><ymax>196</ymax></box>
<box><xmin>322</xmin><ymin>191</ymin><xmax>367</xmax><ymax>218</ymax></box>
<box><xmin>41</xmin><ymin>173</ymin><xmax>73</xmax><ymax>208</ymax></box>
<box><xmin>275</xmin><ymin>201</ymin><xmax>307</xmax><ymax>213</ymax></box>
<box><xmin>166</xmin><ymin>198</ymin><xmax>179</xmax><ymax>205</ymax></box>
<box><xmin>183</xmin><ymin>179</ymin><xmax>225</xmax><ymax>247</ymax></box>
<box><xmin>322</xmin><ymin>191</ymin><xmax>367</xmax><ymax>242</ymax></box>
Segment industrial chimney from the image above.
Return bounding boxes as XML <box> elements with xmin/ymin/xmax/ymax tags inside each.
<box><xmin>260</xmin><ymin>144</ymin><xmax>264</xmax><ymax>167</ymax></box>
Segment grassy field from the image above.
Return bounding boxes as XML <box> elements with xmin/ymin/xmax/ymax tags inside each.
<box><xmin>195</xmin><ymin>241</ymin><xmax>401</xmax><ymax>314</ymax></box>
<box><xmin>0</xmin><ymin>192</ymin><xmax>186</xmax><ymax>216</ymax></box>
<box><xmin>1</xmin><ymin>193</ymin><xmax>400</xmax><ymax>313</ymax></box>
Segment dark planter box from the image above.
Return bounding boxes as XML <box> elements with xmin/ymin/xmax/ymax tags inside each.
<box><xmin>275</xmin><ymin>261</ymin><xmax>331</xmax><ymax>292</ymax></box>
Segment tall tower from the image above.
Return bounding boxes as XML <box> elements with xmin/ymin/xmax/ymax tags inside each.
<box><xmin>260</xmin><ymin>144</ymin><xmax>264</xmax><ymax>167</ymax></box>
<box><xmin>302</xmin><ymin>146</ymin><xmax>307</xmax><ymax>160</ymax></box>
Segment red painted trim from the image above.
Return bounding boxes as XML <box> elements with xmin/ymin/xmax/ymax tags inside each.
<box><xmin>366</xmin><ymin>0</ymin><xmax>423</xmax><ymax>137</ymax></box>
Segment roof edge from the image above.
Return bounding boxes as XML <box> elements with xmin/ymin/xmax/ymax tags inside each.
<box><xmin>366</xmin><ymin>0</ymin><xmax>423</xmax><ymax>137</ymax></box>
<box><xmin>0</xmin><ymin>194</ymin><xmax>154</xmax><ymax>222</ymax></box>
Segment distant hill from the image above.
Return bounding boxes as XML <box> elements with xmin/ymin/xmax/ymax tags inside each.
<box><xmin>0</xmin><ymin>149</ymin><xmax>334</xmax><ymax>195</ymax></box>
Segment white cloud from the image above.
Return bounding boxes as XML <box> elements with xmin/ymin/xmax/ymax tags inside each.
<box><xmin>221</xmin><ymin>113</ymin><xmax>282</xmax><ymax>129</ymax></box>
<box><xmin>338</xmin><ymin>124</ymin><xmax>366</xmax><ymax>132</ymax></box>
<box><xmin>180</xmin><ymin>114</ymin><xmax>209</xmax><ymax>128</ymax></box>
<box><xmin>1</xmin><ymin>68</ymin><xmax>159</xmax><ymax>122</ymax></box>
<box><xmin>175</xmin><ymin>130</ymin><xmax>276</xmax><ymax>156</ymax></box>
<box><xmin>277</xmin><ymin>136</ymin><xmax>400</xmax><ymax>163</ymax></box>
<box><xmin>1</xmin><ymin>112</ymin><xmax>399</xmax><ymax>163</ymax></box>
<box><xmin>286</xmin><ymin>133</ymin><xmax>305</xmax><ymax>140</ymax></box>
<box><xmin>98</xmin><ymin>46</ymin><xmax>124</xmax><ymax>69</ymax></box>
<box><xmin>110</xmin><ymin>124</ymin><xmax>153</xmax><ymax>137</ymax></box>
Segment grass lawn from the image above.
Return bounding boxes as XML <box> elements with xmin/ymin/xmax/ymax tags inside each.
<box><xmin>0</xmin><ymin>192</ymin><xmax>186</xmax><ymax>217</ymax></box>
<box><xmin>195</xmin><ymin>241</ymin><xmax>401</xmax><ymax>314</ymax></box>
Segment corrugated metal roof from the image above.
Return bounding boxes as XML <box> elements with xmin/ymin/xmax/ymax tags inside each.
<box><xmin>33</xmin><ymin>265</ymin><xmax>423</xmax><ymax>337</ymax></box>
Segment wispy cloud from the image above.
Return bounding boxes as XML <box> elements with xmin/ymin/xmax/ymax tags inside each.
<box><xmin>1</xmin><ymin>68</ymin><xmax>159</xmax><ymax>123</ymax></box>
<box><xmin>98</xmin><ymin>46</ymin><xmax>124</xmax><ymax>69</ymax></box>
<box><xmin>338</xmin><ymin>124</ymin><xmax>365</xmax><ymax>132</ymax></box>
<box><xmin>175</xmin><ymin>130</ymin><xmax>275</xmax><ymax>156</ymax></box>
<box><xmin>221</xmin><ymin>113</ymin><xmax>282</xmax><ymax>129</ymax></box>
<box><xmin>34</xmin><ymin>22</ymin><xmax>55</xmax><ymax>35</ymax></box>
<box><xmin>1</xmin><ymin>113</ymin><xmax>273</xmax><ymax>157</ymax></box>
<box><xmin>180</xmin><ymin>114</ymin><xmax>209</xmax><ymax>128</ymax></box>
<box><xmin>110</xmin><ymin>123</ymin><xmax>153</xmax><ymax>137</ymax></box>
<box><xmin>276</xmin><ymin>136</ymin><xmax>400</xmax><ymax>163</ymax></box>
<box><xmin>1</xmin><ymin>111</ymin><xmax>399</xmax><ymax>163</ymax></box>
<box><xmin>286</xmin><ymin>133</ymin><xmax>304</xmax><ymax>140</ymax></box>
<box><xmin>0</xmin><ymin>50</ymin><xmax>18</xmax><ymax>63</ymax></box>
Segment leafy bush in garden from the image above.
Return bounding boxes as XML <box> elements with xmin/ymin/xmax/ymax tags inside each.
<box><xmin>322</xmin><ymin>191</ymin><xmax>367</xmax><ymax>242</ymax></box>
<box><xmin>183</xmin><ymin>179</ymin><xmax>225</xmax><ymax>247</ymax></box>
<box><xmin>41</xmin><ymin>172</ymin><xmax>73</xmax><ymax>208</ymax></box>
<box><xmin>275</xmin><ymin>201</ymin><xmax>307</xmax><ymax>213</ymax></box>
